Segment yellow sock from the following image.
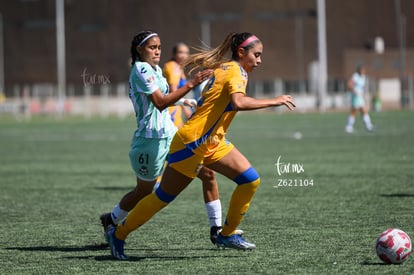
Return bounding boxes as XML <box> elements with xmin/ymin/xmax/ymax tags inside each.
<box><xmin>115</xmin><ymin>192</ymin><xmax>167</xmax><ymax>240</ymax></box>
<box><xmin>221</xmin><ymin>178</ymin><xmax>260</xmax><ymax>236</ymax></box>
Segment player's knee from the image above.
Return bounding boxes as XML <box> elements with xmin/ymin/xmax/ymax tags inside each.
<box><xmin>198</xmin><ymin>167</ymin><xmax>216</xmax><ymax>182</ymax></box>
<box><xmin>154</xmin><ymin>186</ymin><xmax>176</xmax><ymax>204</ymax></box>
<box><xmin>233</xmin><ymin>167</ymin><xmax>260</xmax><ymax>187</ymax></box>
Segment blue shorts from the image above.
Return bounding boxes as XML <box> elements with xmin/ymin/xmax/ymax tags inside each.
<box><xmin>129</xmin><ymin>134</ymin><xmax>173</xmax><ymax>181</ymax></box>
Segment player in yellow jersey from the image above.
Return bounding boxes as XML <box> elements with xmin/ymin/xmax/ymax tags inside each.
<box><xmin>163</xmin><ymin>43</ymin><xmax>193</xmax><ymax>128</ymax></box>
<box><xmin>163</xmin><ymin>43</ymin><xmax>236</xmax><ymax>243</ymax></box>
<box><xmin>108</xmin><ymin>32</ymin><xmax>296</xmax><ymax>259</ymax></box>
<box><xmin>163</xmin><ymin>43</ymin><xmax>189</xmax><ymax>94</ymax></box>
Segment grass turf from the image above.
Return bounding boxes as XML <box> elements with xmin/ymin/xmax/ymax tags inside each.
<box><xmin>0</xmin><ymin>110</ymin><xmax>413</xmax><ymax>274</ymax></box>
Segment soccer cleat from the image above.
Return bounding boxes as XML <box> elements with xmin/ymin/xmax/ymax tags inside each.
<box><xmin>210</xmin><ymin>226</ymin><xmax>245</xmax><ymax>245</ymax></box>
<box><xmin>107</xmin><ymin>226</ymin><xmax>128</xmax><ymax>260</ymax></box>
<box><xmin>210</xmin><ymin>226</ymin><xmax>222</xmax><ymax>245</ymax></box>
<box><xmin>345</xmin><ymin>125</ymin><xmax>354</xmax><ymax>134</ymax></box>
<box><xmin>100</xmin><ymin>212</ymin><xmax>115</xmax><ymax>242</ymax></box>
<box><xmin>366</xmin><ymin>124</ymin><xmax>374</xmax><ymax>132</ymax></box>
<box><xmin>216</xmin><ymin>233</ymin><xmax>256</xmax><ymax>250</ymax></box>
<box><xmin>234</xmin><ymin>229</ymin><xmax>245</xmax><ymax>236</ymax></box>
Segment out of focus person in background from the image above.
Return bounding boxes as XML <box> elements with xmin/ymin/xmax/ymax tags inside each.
<box><xmin>345</xmin><ymin>65</ymin><xmax>374</xmax><ymax>133</ymax></box>
<box><xmin>163</xmin><ymin>42</ymin><xmax>193</xmax><ymax>125</ymax></box>
<box><xmin>163</xmin><ymin>43</ymin><xmax>190</xmax><ymax>94</ymax></box>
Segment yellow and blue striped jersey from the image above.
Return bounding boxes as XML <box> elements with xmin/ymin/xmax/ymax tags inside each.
<box><xmin>163</xmin><ymin>60</ymin><xmax>187</xmax><ymax>89</ymax></box>
<box><xmin>176</xmin><ymin>60</ymin><xmax>248</xmax><ymax>156</ymax></box>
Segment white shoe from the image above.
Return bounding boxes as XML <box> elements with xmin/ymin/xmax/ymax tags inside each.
<box><xmin>345</xmin><ymin>126</ymin><xmax>354</xmax><ymax>133</ymax></box>
<box><xmin>366</xmin><ymin>124</ymin><xmax>374</xmax><ymax>132</ymax></box>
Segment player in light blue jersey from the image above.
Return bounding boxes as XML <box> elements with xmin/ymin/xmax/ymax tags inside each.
<box><xmin>99</xmin><ymin>31</ymin><xmax>219</xmax><ymax>244</ymax></box>
<box><xmin>345</xmin><ymin>65</ymin><xmax>374</xmax><ymax>133</ymax></box>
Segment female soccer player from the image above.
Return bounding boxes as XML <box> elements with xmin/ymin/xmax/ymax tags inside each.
<box><xmin>163</xmin><ymin>42</ymin><xmax>193</xmax><ymax>126</ymax></box>
<box><xmin>99</xmin><ymin>30</ymin><xmax>218</xmax><ymax>242</ymax></box>
<box><xmin>163</xmin><ymin>42</ymin><xmax>230</xmax><ymax>243</ymax></box>
<box><xmin>345</xmin><ymin>65</ymin><xmax>374</xmax><ymax>133</ymax></box>
<box><xmin>163</xmin><ymin>43</ymin><xmax>190</xmax><ymax>94</ymax></box>
<box><xmin>108</xmin><ymin>32</ymin><xmax>296</xmax><ymax>260</ymax></box>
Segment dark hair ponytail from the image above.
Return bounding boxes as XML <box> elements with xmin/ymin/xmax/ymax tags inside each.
<box><xmin>130</xmin><ymin>30</ymin><xmax>157</xmax><ymax>66</ymax></box>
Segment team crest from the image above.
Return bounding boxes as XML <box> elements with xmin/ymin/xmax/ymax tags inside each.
<box><xmin>139</xmin><ymin>166</ymin><xmax>148</xmax><ymax>176</ymax></box>
<box><xmin>146</xmin><ymin>76</ymin><xmax>155</xmax><ymax>83</ymax></box>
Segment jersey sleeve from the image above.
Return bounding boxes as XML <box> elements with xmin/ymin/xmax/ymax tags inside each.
<box><xmin>351</xmin><ymin>73</ymin><xmax>358</xmax><ymax>84</ymax></box>
<box><xmin>134</xmin><ymin>62</ymin><xmax>160</xmax><ymax>95</ymax></box>
<box><xmin>227</xmin><ymin>64</ymin><xmax>247</xmax><ymax>95</ymax></box>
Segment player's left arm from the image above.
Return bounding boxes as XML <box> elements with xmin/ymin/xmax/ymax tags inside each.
<box><xmin>230</xmin><ymin>92</ymin><xmax>296</xmax><ymax>111</ymax></box>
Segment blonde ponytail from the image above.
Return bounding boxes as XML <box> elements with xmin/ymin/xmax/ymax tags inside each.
<box><xmin>185</xmin><ymin>32</ymin><xmax>235</xmax><ymax>74</ymax></box>
<box><xmin>185</xmin><ymin>32</ymin><xmax>260</xmax><ymax>74</ymax></box>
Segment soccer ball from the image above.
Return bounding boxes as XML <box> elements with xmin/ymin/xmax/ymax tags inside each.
<box><xmin>376</xmin><ymin>228</ymin><xmax>412</xmax><ymax>264</ymax></box>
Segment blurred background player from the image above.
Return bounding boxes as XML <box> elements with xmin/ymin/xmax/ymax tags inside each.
<box><xmin>163</xmin><ymin>43</ymin><xmax>207</xmax><ymax>102</ymax></box>
<box><xmin>163</xmin><ymin>42</ymin><xmax>193</xmax><ymax>125</ymax></box>
<box><xmin>99</xmin><ymin>31</ymin><xmax>219</xmax><ymax>244</ymax></box>
<box><xmin>163</xmin><ymin>42</ymin><xmax>233</xmax><ymax>243</ymax></box>
<box><xmin>107</xmin><ymin>32</ymin><xmax>296</xmax><ymax>260</ymax></box>
<box><xmin>345</xmin><ymin>65</ymin><xmax>374</xmax><ymax>133</ymax></box>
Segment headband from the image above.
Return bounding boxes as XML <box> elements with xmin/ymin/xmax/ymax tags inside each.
<box><xmin>138</xmin><ymin>33</ymin><xmax>158</xmax><ymax>46</ymax></box>
<box><xmin>239</xmin><ymin>35</ymin><xmax>259</xmax><ymax>48</ymax></box>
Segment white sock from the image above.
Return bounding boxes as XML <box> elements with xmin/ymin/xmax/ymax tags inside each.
<box><xmin>205</xmin><ymin>199</ymin><xmax>222</xmax><ymax>228</ymax></box>
<box><xmin>363</xmin><ymin>114</ymin><xmax>372</xmax><ymax>128</ymax></box>
<box><xmin>110</xmin><ymin>204</ymin><xmax>129</xmax><ymax>224</ymax></box>
<box><xmin>346</xmin><ymin>115</ymin><xmax>355</xmax><ymax>128</ymax></box>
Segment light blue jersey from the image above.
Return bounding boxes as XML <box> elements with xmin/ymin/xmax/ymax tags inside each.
<box><xmin>129</xmin><ymin>62</ymin><xmax>177</xmax><ymax>138</ymax></box>
<box><xmin>351</xmin><ymin>72</ymin><xmax>366</xmax><ymax>96</ymax></box>
<box><xmin>350</xmin><ymin>72</ymin><xmax>366</xmax><ymax>108</ymax></box>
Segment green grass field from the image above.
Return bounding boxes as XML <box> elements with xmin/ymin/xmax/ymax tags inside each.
<box><xmin>1</xmin><ymin>110</ymin><xmax>414</xmax><ymax>274</ymax></box>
